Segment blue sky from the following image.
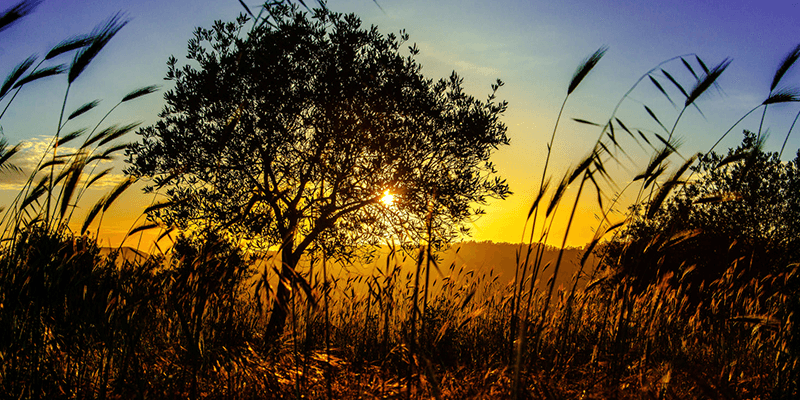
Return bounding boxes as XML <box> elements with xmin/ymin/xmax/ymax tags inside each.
<box><xmin>1</xmin><ymin>0</ymin><xmax>798</xmax><ymax>246</ymax></box>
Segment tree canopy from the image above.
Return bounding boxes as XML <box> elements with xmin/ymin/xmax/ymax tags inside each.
<box><xmin>125</xmin><ymin>4</ymin><xmax>510</xmax><ymax>336</ymax></box>
<box><xmin>601</xmin><ymin>131</ymin><xmax>800</xmax><ymax>296</ymax></box>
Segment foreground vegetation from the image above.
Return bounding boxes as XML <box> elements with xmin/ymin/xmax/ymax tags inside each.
<box><xmin>1</xmin><ymin>1</ymin><xmax>799</xmax><ymax>398</ymax></box>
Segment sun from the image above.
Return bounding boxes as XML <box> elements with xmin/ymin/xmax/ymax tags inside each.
<box><xmin>380</xmin><ymin>190</ymin><xmax>396</xmax><ymax>207</ymax></box>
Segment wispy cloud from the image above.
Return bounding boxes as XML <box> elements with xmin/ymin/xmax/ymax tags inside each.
<box><xmin>0</xmin><ymin>135</ymin><xmax>127</xmax><ymax>191</ymax></box>
<box><xmin>454</xmin><ymin>60</ymin><xmax>501</xmax><ymax>77</ymax></box>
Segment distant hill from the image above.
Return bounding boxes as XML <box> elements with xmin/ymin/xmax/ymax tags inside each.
<box><xmin>339</xmin><ymin>241</ymin><xmax>599</xmax><ymax>294</ymax></box>
<box><xmin>99</xmin><ymin>247</ymin><xmax>149</xmax><ymax>266</ymax></box>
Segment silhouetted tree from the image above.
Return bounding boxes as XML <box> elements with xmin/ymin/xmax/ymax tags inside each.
<box><xmin>602</xmin><ymin>131</ymin><xmax>800</xmax><ymax>298</ymax></box>
<box><xmin>126</xmin><ymin>4</ymin><xmax>510</xmax><ymax>338</ymax></box>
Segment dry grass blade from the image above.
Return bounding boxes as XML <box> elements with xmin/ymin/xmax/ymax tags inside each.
<box><xmin>97</xmin><ymin>122</ymin><xmax>139</xmax><ymax>147</ymax></box>
<box><xmin>0</xmin><ymin>141</ymin><xmax>21</xmax><ymax>172</ymax></box>
<box><xmin>68</xmin><ymin>12</ymin><xmax>128</xmax><ymax>83</ymax></box>
<box><xmin>587</xmin><ymin>170</ymin><xmax>603</xmax><ymax>210</ymax></box>
<box><xmin>80</xmin><ymin>195</ymin><xmax>105</xmax><ymax>234</ymax></box>
<box><xmin>121</xmin><ymin>85</ymin><xmax>159</xmax><ymax>102</ymax></box>
<box><xmin>695</xmin><ymin>55</ymin><xmax>709</xmax><ymax>74</ymax></box>
<box><xmin>126</xmin><ymin>222</ymin><xmax>160</xmax><ymax>237</ymax></box>
<box><xmin>238</xmin><ymin>0</ymin><xmax>256</xmax><ymax>19</ymax></box>
<box><xmin>685</xmin><ymin>58</ymin><xmax>731</xmax><ymax>107</ymax></box>
<box><xmin>527</xmin><ymin>179</ymin><xmax>550</xmax><ymax>220</ymax></box>
<box><xmin>68</xmin><ymin>100</ymin><xmax>100</xmax><ymax>120</ymax></box>
<box><xmin>593</xmin><ymin>158</ymin><xmax>612</xmax><ymax>182</ymax></box>
<box><xmin>82</xmin><ymin>123</ymin><xmax>138</xmax><ymax>149</ymax></box>
<box><xmin>567</xmin><ymin>46</ymin><xmax>608</xmax><ymax>95</ymax></box>
<box><xmin>585</xmin><ymin>276</ymin><xmax>607</xmax><ymax>292</ymax></box>
<box><xmin>682</xmin><ymin>57</ymin><xmax>698</xmax><ymax>80</ymax></box>
<box><xmin>460</xmin><ymin>285</ymin><xmax>477</xmax><ymax>309</ymax></box>
<box><xmin>638</xmin><ymin>130</ymin><xmax>652</xmax><ymax>147</ymax></box>
<box><xmin>87</xmin><ymin>154</ymin><xmax>112</xmax><ymax>163</ymax></box>
<box><xmin>615</xmin><ymin>118</ymin><xmax>637</xmax><ymax>142</ymax></box>
<box><xmin>100</xmin><ymin>143</ymin><xmax>129</xmax><ymax>158</ymax></box>
<box><xmin>156</xmin><ymin>225</ymin><xmax>175</xmax><ymax>242</ymax></box>
<box><xmin>779</xmin><ymin>109</ymin><xmax>800</xmax><ymax>158</ymax></box>
<box><xmin>661</xmin><ymin>69</ymin><xmax>689</xmax><ymax>98</ymax></box>
<box><xmin>635</xmin><ymin>146</ymin><xmax>673</xmax><ymax>182</ymax></box>
<box><xmin>370</xmin><ymin>0</ymin><xmax>385</xmax><ymax>13</ymax></box>
<box><xmin>59</xmin><ymin>156</ymin><xmax>87</xmax><ymax>219</ymax></box>
<box><xmin>45</xmin><ymin>35</ymin><xmax>92</xmax><ymax>60</ymax></box>
<box><xmin>0</xmin><ymin>0</ymin><xmax>40</xmax><ymax>33</ymax></box>
<box><xmin>39</xmin><ymin>158</ymin><xmax>67</xmax><ymax>171</ymax></box>
<box><xmin>569</xmin><ymin>152</ymin><xmax>595</xmax><ymax>184</ymax></box>
<box><xmin>546</xmin><ymin>175</ymin><xmax>569</xmax><ymax>217</ymax></box>
<box><xmin>573</xmin><ymin>118</ymin><xmax>601</xmax><ymax>126</ymax></box>
<box><xmin>582</xmin><ymin>220</ymin><xmax>624</xmax><ymax>265</ymax></box>
<box><xmin>771</xmin><ymin>43</ymin><xmax>800</xmax><ymax>92</ymax></box>
<box><xmin>102</xmin><ymin>176</ymin><xmax>135</xmax><ymax>212</ymax></box>
<box><xmin>144</xmin><ymin>199</ymin><xmax>182</xmax><ymax>214</ymax></box>
<box><xmin>650</xmin><ymin>75</ymin><xmax>676</xmax><ymax>107</ymax></box>
<box><xmin>644</xmin><ymin>105</ymin><xmax>669</xmax><ymax>133</ymax></box>
<box><xmin>606</xmin><ymin>125</ymin><xmax>620</xmax><ymax>149</ymax></box>
<box><xmin>279</xmin><ymin>264</ymin><xmax>316</xmax><ymax>306</ymax></box>
<box><xmin>12</xmin><ymin>65</ymin><xmax>65</xmax><ymax>90</ymax></box>
<box><xmin>458</xmin><ymin>307</ymin><xmax>485</xmax><ymax>331</ymax></box>
<box><xmin>715</xmin><ymin>151</ymin><xmax>750</xmax><ymax>168</ymax></box>
<box><xmin>1</xmin><ymin>55</ymin><xmax>36</xmax><ymax>99</ymax></box>
<box><xmin>53</xmin><ymin>160</ymin><xmax>78</xmax><ymax>186</ymax></box>
<box><xmin>86</xmin><ymin>167</ymin><xmax>112</xmax><ymax>188</ymax></box>
<box><xmin>647</xmin><ymin>155</ymin><xmax>696</xmax><ymax>218</ymax></box>
<box><xmin>654</xmin><ymin>133</ymin><xmax>682</xmax><ymax>155</ymax></box>
<box><xmin>643</xmin><ymin>164</ymin><xmax>667</xmax><ymax>189</ymax></box>
<box><xmin>82</xmin><ymin>126</ymin><xmax>116</xmax><ymax>148</ymax></box>
<box><xmin>763</xmin><ymin>88</ymin><xmax>800</xmax><ymax>105</ymax></box>
<box><xmin>56</xmin><ymin>129</ymin><xmax>86</xmax><ymax>147</ymax></box>
<box><xmin>730</xmin><ymin>315</ymin><xmax>779</xmax><ymax>328</ymax></box>
<box><xmin>597</xmin><ymin>141</ymin><xmax>612</xmax><ymax>159</ymax></box>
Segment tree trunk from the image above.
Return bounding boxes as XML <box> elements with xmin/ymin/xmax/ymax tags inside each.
<box><xmin>265</xmin><ymin>245</ymin><xmax>299</xmax><ymax>341</ymax></box>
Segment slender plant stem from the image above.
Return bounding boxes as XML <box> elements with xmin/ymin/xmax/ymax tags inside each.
<box><xmin>757</xmin><ymin>102</ymin><xmax>769</xmax><ymax>143</ymax></box>
<box><xmin>47</xmin><ymin>82</ymin><xmax>71</xmax><ymax>229</ymax></box>
<box><xmin>779</xmin><ymin>109</ymin><xmax>800</xmax><ymax>159</ymax></box>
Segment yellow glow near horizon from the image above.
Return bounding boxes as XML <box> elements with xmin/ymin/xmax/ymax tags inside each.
<box><xmin>380</xmin><ymin>190</ymin><xmax>395</xmax><ymax>207</ymax></box>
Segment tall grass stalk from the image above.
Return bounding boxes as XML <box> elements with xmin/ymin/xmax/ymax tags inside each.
<box><xmin>511</xmin><ymin>46</ymin><xmax>606</xmax><ymax>398</ymax></box>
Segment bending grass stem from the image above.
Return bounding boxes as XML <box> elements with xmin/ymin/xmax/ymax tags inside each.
<box><xmin>46</xmin><ymin>82</ymin><xmax>71</xmax><ymax>230</ymax></box>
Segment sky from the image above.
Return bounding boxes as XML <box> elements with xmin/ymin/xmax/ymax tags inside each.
<box><xmin>0</xmin><ymin>0</ymin><xmax>799</xmax><ymax>249</ymax></box>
